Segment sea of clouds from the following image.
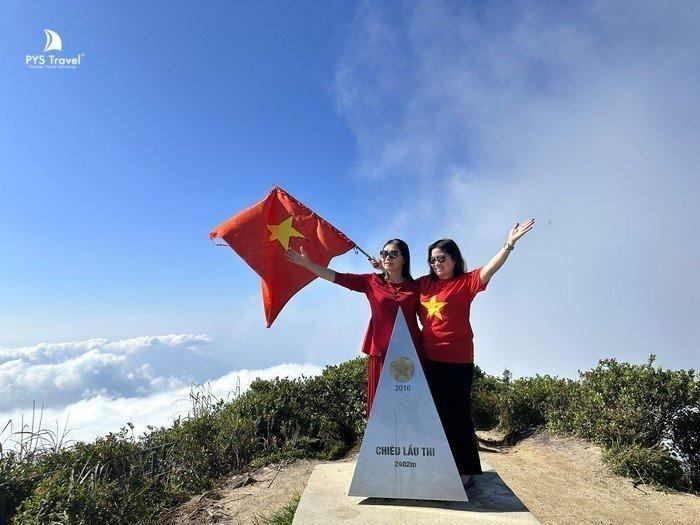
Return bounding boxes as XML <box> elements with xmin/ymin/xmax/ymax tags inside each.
<box><xmin>0</xmin><ymin>333</ymin><xmax>322</xmax><ymax>448</ymax></box>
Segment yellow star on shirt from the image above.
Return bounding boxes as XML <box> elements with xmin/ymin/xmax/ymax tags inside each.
<box><xmin>267</xmin><ymin>216</ymin><xmax>306</xmax><ymax>250</ymax></box>
<box><xmin>421</xmin><ymin>295</ymin><xmax>447</xmax><ymax>320</ymax></box>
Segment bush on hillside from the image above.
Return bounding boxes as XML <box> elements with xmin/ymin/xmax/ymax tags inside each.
<box><xmin>471</xmin><ymin>365</ymin><xmax>503</xmax><ymax>430</ymax></box>
<box><xmin>498</xmin><ymin>375</ymin><xmax>575</xmax><ymax>434</ymax></box>
<box><xmin>3</xmin><ymin>358</ymin><xmax>366</xmax><ymax>524</ymax></box>
<box><xmin>549</xmin><ymin>356</ymin><xmax>698</xmax><ymax>447</ymax></box>
<box><xmin>306</xmin><ymin>358</ymin><xmax>367</xmax><ymax>456</ymax></box>
<box><xmin>9</xmin><ymin>427</ymin><xmax>178</xmax><ymax>524</ymax></box>
<box><xmin>546</xmin><ymin>356</ymin><xmax>699</xmax><ymax>490</ymax></box>
<box><xmin>602</xmin><ymin>442</ymin><xmax>687</xmax><ymax>490</ymax></box>
<box><xmin>668</xmin><ymin>406</ymin><xmax>700</xmax><ymax>491</ymax></box>
<box><xmin>3</xmin><ymin>354</ymin><xmax>698</xmax><ymax>524</ymax></box>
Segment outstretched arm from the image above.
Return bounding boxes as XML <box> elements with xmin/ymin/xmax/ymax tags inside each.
<box><xmin>479</xmin><ymin>219</ymin><xmax>535</xmax><ymax>285</ymax></box>
<box><xmin>284</xmin><ymin>245</ymin><xmax>336</xmax><ymax>282</ymax></box>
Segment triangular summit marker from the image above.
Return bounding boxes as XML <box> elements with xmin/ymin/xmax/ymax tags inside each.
<box><xmin>348</xmin><ymin>309</ymin><xmax>467</xmax><ymax>501</ymax></box>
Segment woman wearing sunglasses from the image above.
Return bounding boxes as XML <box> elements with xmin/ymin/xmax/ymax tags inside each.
<box><xmin>419</xmin><ymin>219</ymin><xmax>535</xmax><ymax>487</ymax></box>
<box><xmin>285</xmin><ymin>239</ymin><xmax>422</xmax><ymax>417</ymax></box>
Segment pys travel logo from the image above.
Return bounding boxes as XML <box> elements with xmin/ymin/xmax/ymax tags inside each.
<box><xmin>26</xmin><ymin>29</ymin><xmax>85</xmax><ymax>69</ymax></box>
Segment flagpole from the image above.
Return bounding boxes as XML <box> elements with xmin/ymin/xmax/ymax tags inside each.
<box><xmin>353</xmin><ymin>245</ymin><xmax>375</xmax><ymax>262</ymax></box>
<box><xmin>209</xmin><ymin>236</ymin><xmax>228</xmax><ymax>247</ymax></box>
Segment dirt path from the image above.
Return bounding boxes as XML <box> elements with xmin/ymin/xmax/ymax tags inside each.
<box><xmin>479</xmin><ymin>429</ymin><xmax>699</xmax><ymax>525</ymax></box>
<box><xmin>163</xmin><ymin>458</ymin><xmax>321</xmax><ymax>524</ymax></box>
<box><xmin>167</xmin><ymin>431</ymin><xmax>699</xmax><ymax>524</ymax></box>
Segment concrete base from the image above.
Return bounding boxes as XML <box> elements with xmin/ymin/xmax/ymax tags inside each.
<box><xmin>293</xmin><ymin>461</ymin><xmax>540</xmax><ymax>524</ymax></box>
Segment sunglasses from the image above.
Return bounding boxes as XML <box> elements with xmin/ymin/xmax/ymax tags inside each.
<box><xmin>379</xmin><ymin>250</ymin><xmax>401</xmax><ymax>260</ymax></box>
<box><xmin>429</xmin><ymin>255</ymin><xmax>448</xmax><ymax>265</ymax></box>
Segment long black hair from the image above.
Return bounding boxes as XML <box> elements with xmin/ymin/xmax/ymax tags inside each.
<box><xmin>427</xmin><ymin>238</ymin><xmax>466</xmax><ymax>280</ymax></box>
<box><xmin>382</xmin><ymin>238</ymin><xmax>413</xmax><ymax>281</ymax></box>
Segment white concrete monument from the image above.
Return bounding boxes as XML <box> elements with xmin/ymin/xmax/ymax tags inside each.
<box><xmin>348</xmin><ymin>310</ymin><xmax>467</xmax><ymax>501</ymax></box>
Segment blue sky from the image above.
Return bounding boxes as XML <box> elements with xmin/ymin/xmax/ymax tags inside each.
<box><xmin>1</xmin><ymin>1</ymin><xmax>367</xmax><ymax>343</ymax></box>
<box><xmin>1</xmin><ymin>1</ymin><xmax>699</xmax><ymax>441</ymax></box>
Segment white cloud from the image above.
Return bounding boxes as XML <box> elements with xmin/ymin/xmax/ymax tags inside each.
<box><xmin>0</xmin><ymin>362</ymin><xmax>323</xmax><ymax>449</ymax></box>
<box><xmin>0</xmin><ymin>334</ymin><xmax>215</xmax><ymax>410</ymax></box>
<box><xmin>0</xmin><ymin>328</ymin><xmax>348</xmax><ymax>449</ymax></box>
<box><xmin>335</xmin><ymin>1</ymin><xmax>700</xmax><ymax>376</ymax></box>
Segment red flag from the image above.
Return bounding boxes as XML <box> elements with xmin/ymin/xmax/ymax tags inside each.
<box><xmin>210</xmin><ymin>186</ymin><xmax>356</xmax><ymax>327</ymax></box>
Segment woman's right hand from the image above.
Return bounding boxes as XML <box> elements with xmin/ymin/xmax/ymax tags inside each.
<box><xmin>369</xmin><ymin>257</ymin><xmax>382</xmax><ymax>270</ymax></box>
<box><xmin>284</xmin><ymin>245</ymin><xmax>336</xmax><ymax>282</ymax></box>
<box><xmin>284</xmin><ymin>246</ymin><xmax>309</xmax><ymax>267</ymax></box>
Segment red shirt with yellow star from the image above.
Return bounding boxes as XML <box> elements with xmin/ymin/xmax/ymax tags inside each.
<box><xmin>333</xmin><ymin>273</ymin><xmax>423</xmax><ymax>358</ymax></box>
<box><xmin>417</xmin><ymin>268</ymin><xmax>487</xmax><ymax>363</ymax></box>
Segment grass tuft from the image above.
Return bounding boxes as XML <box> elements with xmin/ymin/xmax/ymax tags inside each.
<box><xmin>261</xmin><ymin>494</ymin><xmax>301</xmax><ymax>525</ymax></box>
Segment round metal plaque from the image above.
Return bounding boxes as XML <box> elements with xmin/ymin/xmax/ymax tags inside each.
<box><xmin>389</xmin><ymin>356</ymin><xmax>415</xmax><ymax>382</ymax></box>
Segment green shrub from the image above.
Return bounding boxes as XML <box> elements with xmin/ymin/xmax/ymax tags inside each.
<box><xmin>3</xmin><ymin>354</ymin><xmax>698</xmax><ymax>523</ymax></box>
<box><xmin>12</xmin><ymin>468</ymin><xmax>113</xmax><ymax>525</ymax></box>
<box><xmin>668</xmin><ymin>406</ymin><xmax>700</xmax><ymax>491</ymax></box>
<box><xmin>474</xmin><ymin>356</ymin><xmax>698</xmax><ymax>493</ymax></box>
<box><xmin>9</xmin><ymin>427</ymin><xmax>177</xmax><ymax>524</ymax></box>
<box><xmin>2</xmin><ymin>358</ymin><xmax>367</xmax><ymax>524</ymax></box>
<box><xmin>230</xmin><ymin>357</ymin><xmax>366</xmax><ymax>463</ymax></box>
<box><xmin>0</xmin><ymin>452</ymin><xmax>44</xmax><ymax>522</ymax></box>
<box><xmin>547</xmin><ymin>356</ymin><xmax>698</xmax><ymax>492</ymax></box>
<box><xmin>471</xmin><ymin>369</ymin><xmax>503</xmax><ymax>430</ymax></box>
<box><xmin>549</xmin><ymin>356</ymin><xmax>698</xmax><ymax>449</ymax></box>
<box><xmin>499</xmin><ymin>375</ymin><xmax>575</xmax><ymax>434</ymax></box>
<box><xmin>602</xmin><ymin>443</ymin><xmax>687</xmax><ymax>490</ymax></box>
<box><xmin>306</xmin><ymin>358</ymin><xmax>366</xmax><ymax>457</ymax></box>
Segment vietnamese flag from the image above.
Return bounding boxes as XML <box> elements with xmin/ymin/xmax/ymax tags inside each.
<box><xmin>209</xmin><ymin>186</ymin><xmax>356</xmax><ymax>327</ymax></box>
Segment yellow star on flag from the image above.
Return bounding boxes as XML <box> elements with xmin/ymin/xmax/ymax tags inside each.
<box><xmin>421</xmin><ymin>295</ymin><xmax>447</xmax><ymax>320</ymax></box>
<box><xmin>267</xmin><ymin>216</ymin><xmax>306</xmax><ymax>250</ymax></box>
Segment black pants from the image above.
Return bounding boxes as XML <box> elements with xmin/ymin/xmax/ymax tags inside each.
<box><xmin>424</xmin><ymin>359</ymin><xmax>482</xmax><ymax>475</ymax></box>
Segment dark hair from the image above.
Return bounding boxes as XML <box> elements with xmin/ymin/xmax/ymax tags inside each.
<box><xmin>427</xmin><ymin>239</ymin><xmax>466</xmax><ymax>280</ymax></box>
<box><xmin>382</xmin><ymin>238</ymin><xmax>413</xmax><ymax>281</ymax></box>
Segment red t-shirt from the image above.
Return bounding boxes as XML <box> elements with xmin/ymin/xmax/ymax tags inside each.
<box><xmin>417</xmin><ymin>268</ymin><xmax>487</xmax><ymax>363</ymax></box>
<box><xmin>333</xmin><ymin>273</ymin><xmax>422</xmax><ymax>358</ymax></box>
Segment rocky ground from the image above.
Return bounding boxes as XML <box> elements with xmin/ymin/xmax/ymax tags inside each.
<box><xmin>165</xmin><ymin>430</ymin><xmax>700</xmax><ymax>525</ymax></box>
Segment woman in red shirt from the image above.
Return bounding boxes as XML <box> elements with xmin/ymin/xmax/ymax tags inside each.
<box><xmin>285</xmin><ymin>239</ymin><xmax>422</xmax><ymax>417</ymax></box>
<box><xmin>418</xmin><ymin>219</ymin><xmax>534</xmax><ymax>486</ymax></box>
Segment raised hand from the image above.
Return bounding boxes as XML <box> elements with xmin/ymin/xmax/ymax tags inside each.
<box><xmin>369</xmin><ymin>256</ymin><xmax>381</xmax><ymax>270</ymax></box>
<box><xmin>284</xmin><ymin>245</ymin><xmax>336</xmax><ymax>282</ymax></box>
<box><xmin>284</xmin><ymin>245</ymin><xmax>310</xmax><ymax>267</ymax></box>
<box><xmin>507</xmin><ymin>218</ymin><xmax>535</xmax><ymax>245</ymax></box>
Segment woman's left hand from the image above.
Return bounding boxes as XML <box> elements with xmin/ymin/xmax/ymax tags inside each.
<box><xmin>507</xmin><ymin>218</ymin><xmax>535</xmax><ymax>245</ymax></box>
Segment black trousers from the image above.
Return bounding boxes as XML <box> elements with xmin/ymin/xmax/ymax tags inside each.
<box><xmin>424</xmin><ymin>359</ymin><xmax>482</xmax><ymax>475</ymax></box>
